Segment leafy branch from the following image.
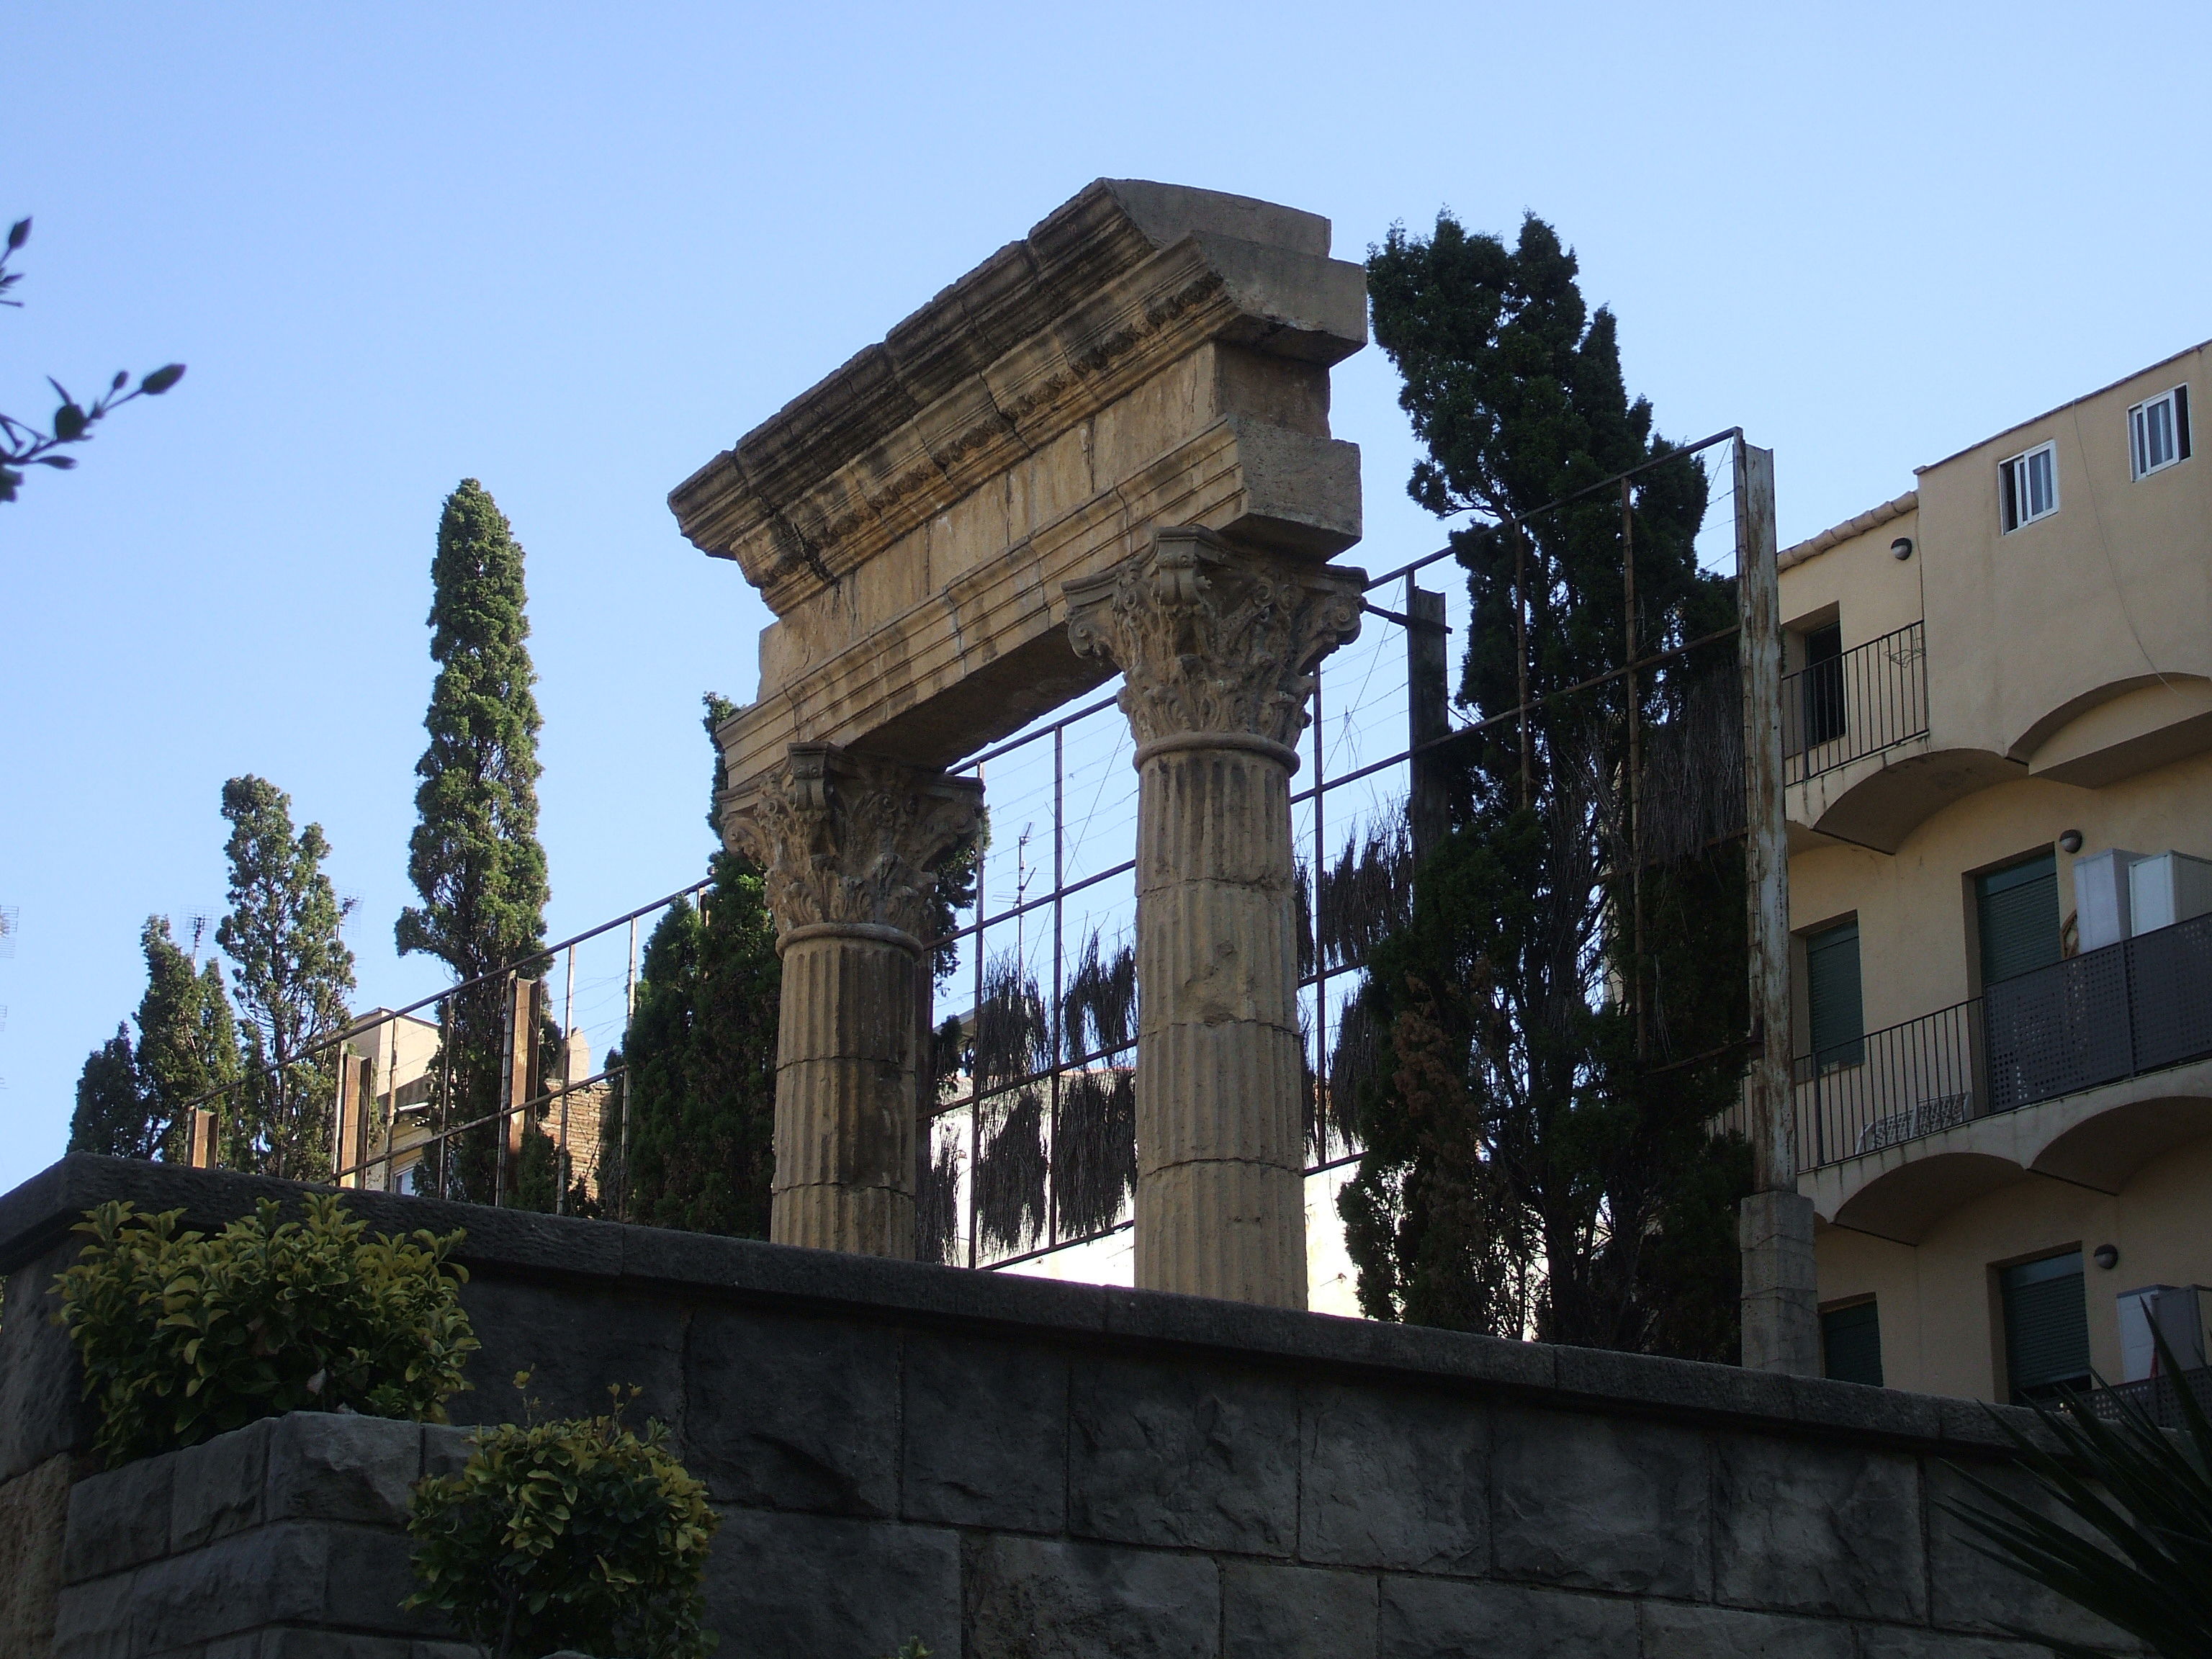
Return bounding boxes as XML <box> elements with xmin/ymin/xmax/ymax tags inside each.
<box><xmin>1</xmin><ymin>215</ymin><xmax>185</xmax><ymax>503</ymax></box>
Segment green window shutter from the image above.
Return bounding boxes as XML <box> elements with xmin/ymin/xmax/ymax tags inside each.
<box><xmin>1978</xmin><ymin>853</ymin><xmax>2060</xmax><ymax>985</ymax></box>
<box><xmin>1806</xmin><ymin>918</ymin><xmax>1863</xmax><ymax>1066</ymax></box>
<box><xmin>1822</xmin><ymin>1300</ymin><xmax>1884</xmax><ymax>1387</ymax></box>
<box><xmin>2002</xmin><ymin>1251</ymin><xmax>2091</xmax><ymax>1403</ymax></box>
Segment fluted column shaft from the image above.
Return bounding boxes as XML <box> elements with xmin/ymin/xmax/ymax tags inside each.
<box><xmin>725</xmin><ymin>743</ymin><xmax>981</xmax><ymax>1258</ymax></box>
<box><xmin>1067</xmin><ymin>526</ymin><xmax>1363</xmax><ymax>1306</ymax></box>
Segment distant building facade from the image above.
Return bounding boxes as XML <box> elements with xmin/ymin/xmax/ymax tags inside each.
<box><xmin>1777</xmin><ymin>343</ymin><xmax>2211</xmax><ymax>1406</ymax></box>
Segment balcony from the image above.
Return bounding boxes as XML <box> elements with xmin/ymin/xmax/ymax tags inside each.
<box><xmin>1784</xmin><ymin>912</ymin><xmax>2212</xmax><ymax>1239</ymax></box>
<box><xmin>1783</xmin><ymin>619</ymin><xmax>1930</xmax><ymax>785</ymax></box>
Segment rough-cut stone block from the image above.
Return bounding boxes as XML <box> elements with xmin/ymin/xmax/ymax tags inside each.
<box><xmin>1490</xmin><ymin>1407</ymin><xmax>1707</xmax><ymax>1597</ymax></box>
<box><xmin>6</xmin><ymin>1455</ymin><xmax>81</xmax><ymax>1659</ymax></box>
<box><xmin>1222</xmin><ymin>1561</ymin><xmax>1375</xmax><ymax>1659</ymax></box>
<box><xmin>125</xmin><ymin>1521</ymin><xmax>331</xmax><ymax>1650</ymax></box>
<box><xmin>1712</xmin><ymin>1434</ymin><xmax>1925</xmax><ymax>1621</ymax></box>
<box><xmin>1069</xmin><ymin>1354</ymin><xmax>1297</xmax><ymax>1555</ymax></box>
<box><xmin>968</xmin><ymin>1534</ymin><xmax>1218</xmax><ymax>1659</ymax></box>
<box><xmin>264</xmin><ymin>1413</ymin><xmax>421</xmax><ymax>1528</ymax></box>
<box><xmin>1377</xmin><ymin>1577</ymin><xmax>1637</xmax><ymax>1659</ymax></box>
<box><xmin>1786</xmin><ymin>1375</ymin><xmax>1945</xmax><ymax>1444</ymax></box>
<box><xmin>1855</xmin><ymin>1631</ymin><xmax>2061</xmax><ymax>1659</ymax></box>
<box><xmin>1298</xmin><ymin>1385</ymin><xmax>1483</xmax><ymax>1573</ymax></box>
<box><xmin>210</xmin><ymin>1629</ymin><xmax>418</xmax><ymax>1659</ymax></box>
<box><xmin>683</xmin><ymin>1307</ymin><xmax>900</xmax><ymax>1516</ymax></box>
<box><xmin>1637</xmin><ymin>1601</ymin><xmax>1855</xmax><ymax>1658</ymax></box>
<box><xmin>315</xmin><ymin>1522</ymin><xmax>441</xmax><ymax>1636</ymax></box>
<box><xmin>1</xmin><ymin>1240</ymin><xmax>93</xmax><ymax>1482</ymax></box>
<box><xmin>1552</xmin><ymin>1342</ymin><xmax>1798</xmax><ymax>1425</ymax></box>
<box><xmin>703</xmin><ymin>1508</ymin><xmax>958</xmax><ymax>1659</ymax></box>
<box><xmin>901</xmin><ymin>1332</ymin><xmax>1066</xmax><ymax>1530</ymax></box>
<box><xmin>419</xmin><ymin>1424</ymin><xmax>473</xmax><ymax>1483</ymax></box>
<box><xmin>1926</xmin><ymin>1459</ymin><xmax>2143</xmax><ymax>1652</ymax></box>
<box><xmin>451</xmin><ymin>1277</ymin><xmax>685</xmax><ymax>1433</ymax></box>
<box><xmin>63</xmin><ymin>1448</ymin><xmax>172</xmax><ymax>1582</ymax></box>
<box><xmin>170</xmin><ymin>1419</ymin><xmax>272</xmax><ymax>1552</ymax></box>
<box><xmin>50</xmin><ymin>1565</ymin><xmax>138</xmax><ymax>1659</ymax></box>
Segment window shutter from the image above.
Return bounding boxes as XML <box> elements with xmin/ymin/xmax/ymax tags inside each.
<box><xmin>1806</xmin><ymin>918</ymin><xmax>1863</xmax><ymax>1066</ymax></box>
<box><xmin>2179</xmin><ymin>385</ymin><xmax>2193</xmax><ymax>461</ymax></box>
<box><xmin>1822</xmin><ymin>1300</ymin><xmax>1884</xmax><ymax>1387</ymax></box>
<box><xmin>1978</xmin><ymin>853</ymin><xmax>2060</xmax><ymax>985</ymax></box>
<box><xmin>2002</xmin><ymin>1251</ymin><xmax>2091</xmax><ymax>1402</ymax></box>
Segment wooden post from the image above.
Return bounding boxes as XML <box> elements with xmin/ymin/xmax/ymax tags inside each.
<box><xmin>1407</xmin><ymin>584</ymin><xmax>1451</xmax><ymax>867</ymax></box>
<box><xmin>1735</xmin><ymin>441</ymin><xmax>1819</xmax><ymax>1373</ymax></box>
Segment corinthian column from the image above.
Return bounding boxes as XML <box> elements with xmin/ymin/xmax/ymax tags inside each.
<box><xmin>727</xmin><ymin>744</ymin><xmax>982</xmax><ymax>1257</ymax></box>
<box><xmin>1066</xmin><ymin>527</ymin><xmax>1364</xmax><ymax>1306</ymax></box>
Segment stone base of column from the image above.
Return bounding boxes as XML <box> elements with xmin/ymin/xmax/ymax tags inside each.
<box><xmin>1739</xmin><ymin>1190</ymin><xmax>1820</xmax><ymax>1374</ymax></box>
<box><xmin>1138</xmin><ymin>1159</ymin><xmax>1308</xmax><ymax>1308</ymax></box>
<box><xmin>771</xmin><ymin>927</ymin><xmax>921</xmax><ymax>1259</ymax></box>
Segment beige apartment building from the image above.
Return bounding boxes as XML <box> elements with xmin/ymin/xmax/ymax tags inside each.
<box><xmin>1775</xmin><ymin>343</ymin><xmax>2211</xmax><ymax>1408</ymax></box>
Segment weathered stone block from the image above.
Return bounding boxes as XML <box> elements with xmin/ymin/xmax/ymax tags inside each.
<box><xmin>901</xmin><ymin>1333</ymin><xmax>1066</xmax><ymax>1530</ymax></box>
<box><xmin>4</xmin><ymin>1454</ymin><xmax>79</xmax><ymax>1659</ymax></box>
<box><xmin>968</xmin><ymin>1534</ymin><xmax>1218</xmax><ymax>1659</ymax></box>
<box><xmin>703</xmin><ymin>1508</ymin><xmax>958</xmax><ymax>1659</ymax></box>
<box><xmin>170</xmin><ymin>1419</ymin><xmax>271</xmax><ymax>1552</ymax></box>
<box><xmin>1221</xmin><ymin>1561</ymin><xmax>1375</xmax><ymax>1659</ymax></box>
<box><xmin>1712</xmin><ymin>1434</ymin><xmax>1925</xmax><ymax>1621</ymax></box>
<box><xmin>418</xmin><ymin>1424</ymin><xmax>473</xmax><ymax>1483</ymax></box>
<box><xmin>0</xmin><ymin>1241</ymin><xmax>92</xmax><ymax>1483</ymax></box>
<box><xmin>1926</xmin><ymin>1459</ymin><xmax>2144</xmax><ymax>1652</ymax></box>
<box><xmin>264</xmin><ymin>1413</ymin><xmax>421</xmax><ymax>1528</ymax></box>
<box><xmin>1854</xmin><ymin>1630</ymin><xmax>2059</xmax><ymax>1659</ymax></box>
<box><xmin>123</xmin><ymin>1521</ymin><xmax>331</xmax><ymax>1650</ymax></box>
<box><xmin>63</xmin><ymin>1449</ymin><xmax>171</xmax><ymax>1583</ymax></box>
<box><xmin>451</xmin><ymin>1277</ymin><xmax>685</xmax><ymax>1433</ymax></box>
<box><xmin>683</xmin><ymin>1307</ymin><xmax>900</xmax><ymax>1516</ymax></box>
<box><xmin>1068</xmin><ymin>1354</ymin><xmax>1297</xmax><ymax>1555</ymax></box>
<box><xmin>1298</xmin><ymin>1385</ymin><xmax>1483</xmax><ymax>1574</ymax></box>
<box><xmin>1636</xmin><ymin>1601</ymin><xmax>1855</xmax><ymax>1658</ymax></box>
<box><xmin>50</xmin><ymin>1565</ymin><xmax>137</xmax><ymax>1659</ymax></box>
<box><xmin>1490</xmin><ymin>1406</ymin><xmax>1707</xmax><ymax>1597</ymax></box>
<box><xmin>1377</xmin><ymin>1577</ymin><xmax>1637</xmax><ymax>1659</ymax></box>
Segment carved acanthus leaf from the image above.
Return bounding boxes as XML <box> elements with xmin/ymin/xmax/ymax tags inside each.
<box><xmin>1064</xmin><ymin>529</ymin><xmax>1364</xmax><ymax>751</ymax></box>
<box><xmin>726</xmin><ymin>745</ymin><xmax>982</xmax><ymax>942</ymax></box>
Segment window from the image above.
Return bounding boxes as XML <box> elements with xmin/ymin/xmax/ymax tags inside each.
<box><xmin>2000</xmin><ymin>441</ymin><xmax>2059</xmax><ymax>532</ymax></box>
<box><xmin>2001</xmin><ymin>1250</ymin><xmax>2091</xmax><ymax>1404</ymax></box>
<box><xmin>1823</xmin><ymin>1300</ymin><xmax>1884</xmax><ymax>1387</ymax></box>
<box><xmin>2129</xmin><ymin>385</ymin><xmax>2192</xmax><ymax>480</ymax></box>
<box><xmin>1977</xmin><ymin>852</ymin><xmax>2060</xmax><ymax>985</ymax></box>
<box><xmin>1801</xmin><ymin>622</ymin><xmax>1845</xmax><ymax>747</ymax></box>
<box><xmin>1806</xmin><ymin>917</ymin><xmax>1864</xmax><ymax>1068</ymax></box>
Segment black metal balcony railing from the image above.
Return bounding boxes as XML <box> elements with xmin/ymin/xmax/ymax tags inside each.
<box><xmin>1781</xmin><ymin>620</ymin><xmax>1928</xmax><ymax>784</ymax></box>
<box><xmin>2090</xmin><ymin>1364</ymin><xmax>2212</xmax><ymax>1430</ymax></box>
<box><xmin>1793</xmin><ymin>909</ymin><xmax>2212</xmax><ymax>1170</ymax></box>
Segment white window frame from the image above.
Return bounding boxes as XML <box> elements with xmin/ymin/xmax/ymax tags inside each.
<box><xmin>2128</xmin><ymin>384</ymin><xmax>2192</xmax><ymax>480</ymax></box>
<box><xmin>1999</xmin><ymin>441</ymin><xmax>2060</xmax><ymax>533</ymax></box>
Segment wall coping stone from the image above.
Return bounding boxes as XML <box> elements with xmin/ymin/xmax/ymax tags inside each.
<box><xmin>2</xmin><ymin>1156</ymin><xmax>2039</xmax><ymax>1459</ymax></box>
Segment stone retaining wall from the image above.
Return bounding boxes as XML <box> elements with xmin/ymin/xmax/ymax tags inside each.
<box><xmin>1</xmin><ymin>1157</ymin><xmax>2140</xmax><ymax>1658</ymax></box>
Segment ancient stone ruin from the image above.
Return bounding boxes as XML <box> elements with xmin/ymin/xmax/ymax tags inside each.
<box><xmin>671</xmin><ymin>180</ymin><xmax>1370</xmax><ymax>1306</ymax></box>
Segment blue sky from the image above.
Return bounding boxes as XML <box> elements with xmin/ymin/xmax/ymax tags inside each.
<box><xmin>3</xmin><ymin>1</ymin><xmax>2205</xmax><ymax>1190</ymax></box>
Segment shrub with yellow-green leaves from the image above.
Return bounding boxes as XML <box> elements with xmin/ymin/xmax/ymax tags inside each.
<box><xmin>55</xmin><ymin>1194</ymin><xmax>477</xmax><ymax>1466</ymax></box>
<box><xmin>405</xmin><ymin>1386</ymin><xmax>719</xmax><ymax>1659</ymax></box>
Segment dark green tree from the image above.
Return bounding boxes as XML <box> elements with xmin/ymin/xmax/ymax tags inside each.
<box><xmin>68</xmin><ymin>917</ymin><xmax>243</xmax><ymax>1161</ymax></box>
<box><xmin>1340</xmin><ymin>212</ymin><xmax>1750</xmax><ymax>1359</ymax></box>
<box><xmin>397</xmin><ymin>480</ymin><xmax>550</xmax><ymax>1202</ymax></box>
<box><xmin>133</xmin><ymin>917</ymin><xmax>243</xmax><ymax>1150</ymax></box>
<box><xmin>607</xmin><ymin>696</ymin><xmax>781</xmax><ymax>1235</ymax></box>
<box><xmin>217</xmin><ymin>776</ymin><xmax>356</xmax><ymax>1181</ymax></box>
<box><xmin>70</xmin><ymin>1025</ymin><xmax>151</xmax><ymax>1159</ymax></box>
<box><xmin>1</xmin><ymin>215</ymin><xmax>184</xmax><ymax>503</ymax></box>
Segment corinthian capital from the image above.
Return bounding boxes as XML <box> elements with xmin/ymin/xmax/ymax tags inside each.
<box><xmin>1063</xmin><ymin>527</ymin><xmax>1366</xmax><ymax>755</ymax></box>
<box><xmin>724</xmin><ymin>743</ymin><xmax>983</xmax><ymax>946</ymax></box>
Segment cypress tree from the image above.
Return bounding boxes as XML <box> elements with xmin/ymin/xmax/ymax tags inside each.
<box><xmin>397</xmin><ymin>480</ymin><xmax>550</xmax><ymax>1202</ymax></box>
<box><xmin>217</xmin><ymin>776</ymin><xmax>356</xmax><ymax>1181</ymax></box>
<box><xmin>1341</xmin><ymin>212</ymin><xmax>1750</xmax><ymax>1359</ymax></box>
<box><xmin>68</xmin><ymin>917</ymin><xmax>243</xmax><ymax>1161</ymax></box>
<box><xmin>609</xmin><ymin>696</ymin><xmax>781</xmax><ymax>1235</ymax></box>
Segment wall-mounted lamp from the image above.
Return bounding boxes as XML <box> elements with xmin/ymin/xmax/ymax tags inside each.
<box><xmin>1890</xmin><ymin>537</ymin><xmax>1915</xmax><ymax>561</ymax></box>
<box><xmin>2093</xmin><ymin>1244</ymin><xmax>2119</xmax><ymax>1270</ymax></box>
<box><xmin>2059</xmin><ymin>830</ymin><xmax>2085</xmax><ymax>854</ymax></box>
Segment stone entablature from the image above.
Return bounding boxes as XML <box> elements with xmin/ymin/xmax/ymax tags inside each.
<box><xmin>675</xmin><ymin>179</ymin><xmax>1367</xmax><ymax>785</ymax></box>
